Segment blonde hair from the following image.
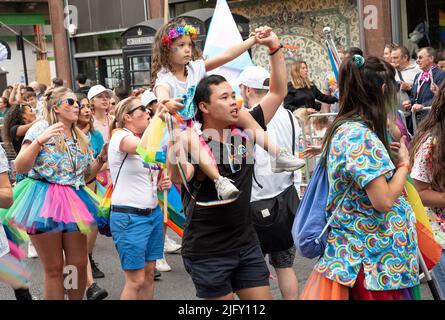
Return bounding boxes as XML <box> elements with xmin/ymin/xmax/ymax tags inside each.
<box><xmin>110</xmin><ymin>96</ymin><xmax>138</xmax><ymax>132</ymax></box>
<box><xmin>44</xmin><ymin>87</ymin><xmax>89</xmax><ymax>153</ymax></box>
<box><xmin>290</xmin><ymin>61</ymin><xmax>312</xmax><ymax>89</ymax></box>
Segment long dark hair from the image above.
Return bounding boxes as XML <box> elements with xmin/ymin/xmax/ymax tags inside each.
<box><xmin>410</xmin><ymin>80</ymin><xmax>445</xmax><ymax>191</ymax></box>
<box><xmin>2</xmin><ymin>104</ymin><xmax>28</xmax><ymax>149</ymax></box>
<box><xmin>321</xmin><ymin>56</ymin><xmax>397</xmax><ymax>164</ymax></box>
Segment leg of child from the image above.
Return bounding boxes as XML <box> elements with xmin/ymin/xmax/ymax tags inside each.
<box><xmin>237</xmin><ymin>108</ymin><xmax>279</xmax><ymax>156</ymax></box>
<box><xmin>180</xmin><ymin>127</ymin><xmax>219</xmax><ymax>180</ymax></box>
<box><xmin>237</xmin><ymin>109</ymin><xmax>305</xmax><ymax>172</ymax></box>
<box><xmin>179</xmin><ymin>127</ymin><xmax>240</xmax><ymax>199</ymax></box>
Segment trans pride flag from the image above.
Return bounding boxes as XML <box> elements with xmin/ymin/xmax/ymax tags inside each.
<box><xmin>203</xmin><ymin>0</ymin><xmax>253</xmax><ymax>82</ymax></box>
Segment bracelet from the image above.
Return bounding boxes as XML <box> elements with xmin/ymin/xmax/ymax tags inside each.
<box><xmin>35</xmin><ymin>138</ymin><xmax>44</xmax><ymax>147</ymax></box>
<box><xmin>397</xmin><ymin>162</ymin><xmax>410</xmax><ymax>171</ymax></box>
<box><xmin>268</xmin><ymin>44</ymin><xmax>282</xmax><ymax>52</ymax></box>
<box><xmin>269</xmin><ymin>45</ymin><xmax>283</xmax><ymax>56</ymax></box>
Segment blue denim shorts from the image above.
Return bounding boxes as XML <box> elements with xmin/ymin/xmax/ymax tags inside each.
<box><xmin>110</xmin><ymin>206</ymin><xmax>164</xmax><ymax>270</ymax></box>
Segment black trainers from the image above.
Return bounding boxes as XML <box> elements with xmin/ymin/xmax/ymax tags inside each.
<box><xmin>86</xmin><ymin>283</ymin><xmax>108</xmax><ymax>300</ymax></box>
<box><xmin>14</xmin><ymin>288</ymin><xmax>33</xmax><ymax>301</ymax></box>
<box><xmin>154</xmin><ymin>268</ymin><xmax>162</xmax><ymax>281</ymax></box>
<box><xmin>90</xmin><ymin>258</ymin><xmax>105</xmax><ymax>279</ymax></box>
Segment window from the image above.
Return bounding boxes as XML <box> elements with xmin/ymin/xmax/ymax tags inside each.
<box><xmin>405</xmin><ymin>0</ymin><xmax>444</xmax><ymax>58</ymax></box>
<box><xmin>128</xmin><ymin>55</ymin><xmax>151</xmax><ymax>89</ymax></box>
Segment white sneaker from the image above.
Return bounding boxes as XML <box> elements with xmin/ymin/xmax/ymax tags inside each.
<box><xmin>214</xmin><ymin>176</ymin><xmax>240</xmax><ymax>200</ymax></box>
<box><xmin>27</xmin><ymin>242</ymin><xmax>38</xmax><ymax>259</ymax></box>
<box><xmin>164</xmin><ymin>235</ymin><xmax>181</xmax><ymax>254</ymax></box>
<box><xmin>272</xmin><ymin>148</ymin><xmax>306</xmax><ymax>173</ymax></box>
<box><xmin>156</xmin><ymin>257</ymin><xmax>172</xmax><ymax>272</ymax></box>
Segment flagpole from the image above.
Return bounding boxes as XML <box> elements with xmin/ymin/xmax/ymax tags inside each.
<box><xmin>418</xmin><ymin>249</ymin><xmax>441</xmax><ymax>300</ymax></box>
<box><xmin>164</xmin><ymin>0</ymin><xmax>169</xmax><ymax>24</ymax></box>
<box><xmin>163</xmin><ymin>0</ymin><xmax>170</xmax><ymax>224</ymax></box>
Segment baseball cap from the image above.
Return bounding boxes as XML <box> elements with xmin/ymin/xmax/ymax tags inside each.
<box><xmin>233</xmin><ymin>66</ymin><xmax>270</xmax><ymax>90</ymax></box>
<box><xmin>141</xmin><ymin>90</ymin><xmax>158</xmax><ymax>107</ymax></box>
<box><xmin>87</xmin><ymin>84</ymin><xmax>113</xmax><ymax>100</ymax></box>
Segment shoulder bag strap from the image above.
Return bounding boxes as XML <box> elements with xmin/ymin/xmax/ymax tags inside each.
<box><xmin>316</xmin><ymin>180</ymin><xmax>354</xmax><ymax>241</ymax></box>
<box><xmin>287</xmin><ymin>109</ymin><xmax>296</xmax><ymax>155</ymax></box>
<box><xmin>114</xmin><ymin>153</ymin><xmax>128</xmax><ymax>188</ymax></box>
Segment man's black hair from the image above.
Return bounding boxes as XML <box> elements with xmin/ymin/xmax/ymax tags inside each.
<box><xmin>76</xmin><ymin>73</ymin><xmax>87</xmax><ymax>85</ymax></box>
<box><xmin>194</xmin><ymin>75</ymin><xmax>228</xmax><ymax>106</ymax></box>
<box><xmin>348</xmin><ymin>47</ymin><xmax>364</xmax><ymax>57</ymax></box>
<box><xmin>52</xmin><ymin>77</ymin><xmax>64</xmax><ymax>87</ymax></box>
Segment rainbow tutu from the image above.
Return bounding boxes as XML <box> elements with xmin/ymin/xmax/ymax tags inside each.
<box><xmin>0</xmin><ymin>178</ymin><xmax>101</xmax><ymax>235</ymax></box>
<box><xmin>0</xmin><ymin>250</ymin><xmax>30</xmax><ymax>288</ymax></box>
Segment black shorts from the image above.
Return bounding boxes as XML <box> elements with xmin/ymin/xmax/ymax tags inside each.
<box><xmin>267</xmin><ymin>246</ymin><xmax>296</xmax><ymax>269</ymax></box>
<box><xmin>182</xmin><ymin>244</ymin><xmax>270</xmax><ymax>299</ymax></box>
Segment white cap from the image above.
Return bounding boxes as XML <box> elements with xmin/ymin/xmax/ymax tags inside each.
<box><xmin>87</xmin><ymin>84</ymin><xmax>113</xmax><ymax>100</ymax></box>
<box><xmin>141</xmin><ymin>90</ymin><xmax>158</xmax><ymax>107</ymax></box>
<box><xmin>233</xmin><ymin>66</ymin><xmax>270</xmax><ymax>90</ymax></box>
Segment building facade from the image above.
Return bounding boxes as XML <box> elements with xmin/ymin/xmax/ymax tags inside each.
<box><xmin>3</xmin><ymin>0</ymin><xmax>442</xmax><ymax>91</ymax></box>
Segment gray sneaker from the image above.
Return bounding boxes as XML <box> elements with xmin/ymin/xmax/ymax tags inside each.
<box><xmin>214</xmin><ymin>176</ymin><xmax>240</xmax><ymax>200</ymax></box>
<box><xmin>272</xmin><ymin>148</ymin><xmax>305</xmax><ymax>173</ymax></box>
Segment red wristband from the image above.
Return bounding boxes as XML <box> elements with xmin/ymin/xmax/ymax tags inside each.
<box><xmin>397</xmin><ymin>162</ymin><xmax>410</xmax><ymax>171</ymax></box>
<box><xmin>268</xmin><ymin>44</ymin><xmax>282</xmax><ymax>52</ymax></box>
<box><xmin>35</xmin><ymin>138</ymin><xmax>44</xmax><ymax>147</ymax></box>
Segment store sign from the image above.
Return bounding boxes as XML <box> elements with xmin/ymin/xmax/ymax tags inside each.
<box><xmin>127</xmin><ymin>36</ymin><xmax>153</xmax><ymax>46</ymax></box>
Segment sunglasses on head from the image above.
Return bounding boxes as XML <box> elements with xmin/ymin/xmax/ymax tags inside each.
<box><xmin>128</xmin><ymin>105</ymin><xmax>147</xmax><ymax>114</ymax></box>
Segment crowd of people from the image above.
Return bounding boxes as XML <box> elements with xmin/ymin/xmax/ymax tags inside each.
<box><xmin>0</xmin><ymin>18</ymin><xmax>444</xmax><ymax>301</ymax></box>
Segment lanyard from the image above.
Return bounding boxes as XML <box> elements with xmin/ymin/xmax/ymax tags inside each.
<box><xmin>64</xmin><ymin>130</ymin><xmax>79</xmax><ymax>188</ymax></box>
<box><xmin>416</xmin><ymin>67</ymin><xmax>434</xmax><ymax>100</ymax></box>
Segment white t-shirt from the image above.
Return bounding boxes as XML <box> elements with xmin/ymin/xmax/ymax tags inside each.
<box><xmin>250</xmin><ymin>105</ymin><xmax>302</xmax><ymax>201</ymax></box>
<box><xmin>395</xmin><ymin>62</ymin><xmax>421</xmax><ymax>115</ymax></box>
<box><xmin>154</xmin><ymin>59</ymin><xmax>206</xmax><ymax>99</ymax></box>
<box><xmin>108</xmin><ymin>129</ymin><xmax>159</xmax><ymax>209</ymax></box>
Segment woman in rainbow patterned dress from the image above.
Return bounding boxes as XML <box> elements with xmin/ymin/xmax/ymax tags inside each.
<box><xmin>0</xmin><ymin>87</ymin><xmax>107</xmax><ymax>300</ymax></box>
<box><xmin>302</xmin><ymin>56</ymin><xmax>419</xmax><ymax>300</ymax></box>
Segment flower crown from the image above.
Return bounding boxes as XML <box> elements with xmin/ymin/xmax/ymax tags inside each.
<box><xmin>161</xmin><ymin>25</ymin><xmax>198</xmax><ymax>47</ymax></box>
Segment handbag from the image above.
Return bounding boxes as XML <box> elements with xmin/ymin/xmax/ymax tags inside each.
<box><xmin>251</xmin><ymin>110</ymin><xmax>300</xmax><ymax>253</ymax></box>
<box><xmin>292</xmin><ymin>162</ymin><xmax>353</xmax><ymax>259</ymax></box>
<box><xmin>97</xmin><ymin>153</ymin><xmax>128</xmax><ymax>237</ymax></box>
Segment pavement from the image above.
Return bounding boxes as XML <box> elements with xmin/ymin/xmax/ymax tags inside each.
<box><xmin>0</xmin><ymin>230</ymin><xmax>435</xmax><ymax>300</ymax></box>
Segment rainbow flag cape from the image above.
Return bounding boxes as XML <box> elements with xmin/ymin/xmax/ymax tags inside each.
<box><xmin>405</xmin><ymin>176</ymin><xmax>442</xmax><ymax>270</ymax></box>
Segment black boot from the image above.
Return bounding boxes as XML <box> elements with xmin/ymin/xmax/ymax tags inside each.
<box><xmin>14</xmin><ymin>288</ymin><xmax>33</xmax><ymax>301</ymax></box>
<box><xmin>86</xmin><ymin>283</ymin><xmax>108</xmax><ymax>300</ymax></box>
<box><xmin>89</xmin><ymin>254</ymin><xmax>105</xmax><ymax>279</ymax></box>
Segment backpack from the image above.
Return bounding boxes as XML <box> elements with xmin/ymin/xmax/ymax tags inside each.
<box><xmin>292</xmin><ymin>162</ymin><xmax>352</xmax><ymax>259</ymax></box>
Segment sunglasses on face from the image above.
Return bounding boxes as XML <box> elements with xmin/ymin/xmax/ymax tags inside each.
<box><xmin>58</xmin><ymin>98</ymin><xmax>79</xmax><ymax>107</ymax></box>
<box><xmin>128</xmin><ymin>105</ymin><xmax>148</xmax><ymax>115</ymax></box>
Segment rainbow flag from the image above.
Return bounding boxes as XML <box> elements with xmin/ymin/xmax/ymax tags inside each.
<box><xmin>440</xmin><ymin>10</ymin><xmax>445</xmax><ymax>46</ymax></box>
<box><xmin>324</xmin><ymin>29</ymin><xmax>341</xmax><ymax>82</ymax></box>
<box><xmin>405</xmin><ymin>176</ymin><xmax>442</xmax><ymax>270</ymax></box>
<box><xmin>136</xmin><ymin>115</ymin><xmax>168</xmax><ymax>167</ymax></box>
<box><xmin>158</xmin><ymin>184</ymin><xmax>186</xmax><ymax>237</ymax></box>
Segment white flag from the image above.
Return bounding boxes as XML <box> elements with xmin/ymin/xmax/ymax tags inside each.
<box><xmin>203</xmin><ymin>0</ymin><xmax>253</xmax><ymax>82</ymax></box>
